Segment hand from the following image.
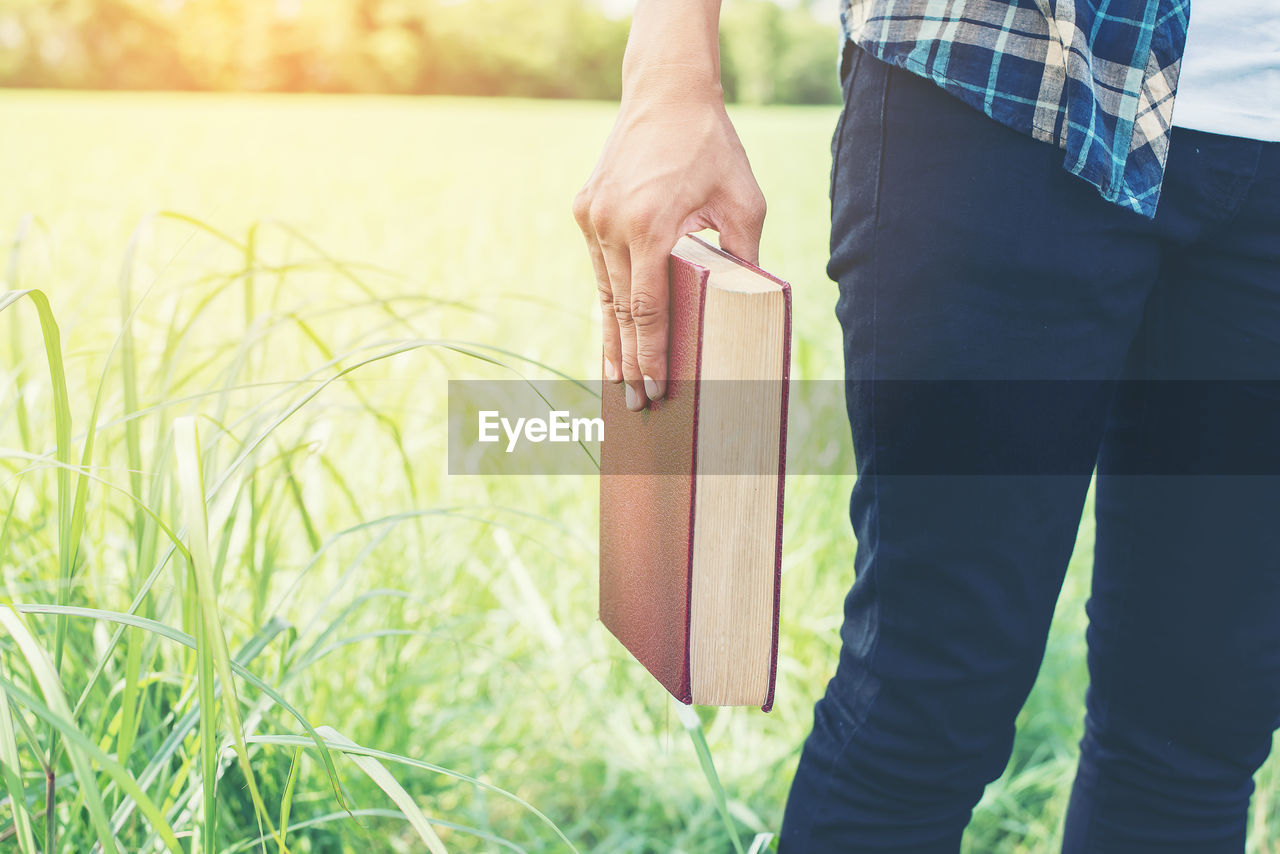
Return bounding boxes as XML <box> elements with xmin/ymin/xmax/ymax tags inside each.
<box><xmin>573</xmin><ymin>72</ymin><xmax>766</xmax><ymax>411</ymax></box>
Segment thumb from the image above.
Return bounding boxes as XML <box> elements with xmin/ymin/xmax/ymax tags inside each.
<box><xmin>713</xmin><ymin>192</ymin><xmax>766</xmax><ymax>266</ymax></box>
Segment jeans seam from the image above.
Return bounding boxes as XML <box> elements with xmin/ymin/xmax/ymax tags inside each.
<box><xmin>865</xmin><ymin>28</ymin><xmax>888</xmax><ymax>740</ymax></box>
<box><xmin>1077</xmin><ymin>449</ymin><xmax>1142</xmax><ymax>854</ymax></box>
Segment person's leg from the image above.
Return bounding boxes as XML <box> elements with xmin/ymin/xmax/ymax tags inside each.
<box><xmin>1063</xmin><ymin>128</ymin><xmax>1280</xmax><ymax>853</ymax></box>
<box><xmin>779</xmin><ymin>41</ymin><xmax>1161</xmax><ymax>852</ymax></box>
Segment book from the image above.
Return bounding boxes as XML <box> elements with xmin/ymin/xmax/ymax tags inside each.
<box><xmin>598</xmin><ymin>233</ymin><xmax>791</xmax><ymax>710</ymax></box>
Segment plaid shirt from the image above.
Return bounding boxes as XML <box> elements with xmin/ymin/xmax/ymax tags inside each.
<box><xmin>841</xmin><ymin>0</ymin><xmax>1190</xmax><ymax>218</ymax></box>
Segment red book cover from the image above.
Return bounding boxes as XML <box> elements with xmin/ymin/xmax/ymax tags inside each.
<box><xmin>598</xmin><ymin>234</ymin><xmax>791</xmax><ymax>711</ymax></box>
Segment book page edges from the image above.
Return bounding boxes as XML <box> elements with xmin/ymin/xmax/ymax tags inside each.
<box><xmin>764</xmin><ymin>280</ymin><xmax>791</xmax><ymax>713</ymax></box>
<box><xmin>685</xmin><ymin>244</ymin><xmax>789</xmax><ymax>709</ymax></box>
<box><xmin>685</xmin><ymin>232</ymin><xmax>790</xmax><ymax>712</ymax></box>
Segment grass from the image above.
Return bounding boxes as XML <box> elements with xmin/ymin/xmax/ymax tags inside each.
<box><xmin>0</xmin><ymin>90</ymin><xmax>1276</xmax><ymax>852</ymax></box>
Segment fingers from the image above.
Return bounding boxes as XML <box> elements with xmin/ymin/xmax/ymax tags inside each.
<box><xmin>576</xmin><ymin>186</ymin><xmax>673</xmax><ymax>412</ymax></box>
<box><xmin>573</xmin><ymin>190</ymin><xmax>623</xmax><ymax>386</ymax></box>
<box><xmin>628</xmin><ymin>242</ymin><xmax>669</xmax><ymax>403</ymax></box>
<box><xmin>590</xmin><ymin>239</ymin><xmax>625</xmax><ymax>384</ymax></box>
<box><xmin>597</xmin><ymin>235</ymin><xmax>647</xmax><ymax>411</ymax></box>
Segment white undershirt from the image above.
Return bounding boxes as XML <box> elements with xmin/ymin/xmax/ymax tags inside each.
<box><xmin>1171</xmin><ymin>1</ymin><xmax>1280</xmax><ymax>141</ymax></box>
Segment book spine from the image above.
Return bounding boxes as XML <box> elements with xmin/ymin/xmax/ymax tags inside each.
<box><xmin>762</xmin><ymin>280</ymin><xmax>791</xmax><ymax>713</ymax></box>
<box><xmin>678</xmin><ymin>259</ymin><xmax>711</xmax><ymax>705</ymax></box>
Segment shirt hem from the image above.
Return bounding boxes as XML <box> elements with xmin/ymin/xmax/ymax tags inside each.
<box><xmin>841</xmin><ymin>35</ymin><xmax>1159</xmax><ymax>219</ymax></box>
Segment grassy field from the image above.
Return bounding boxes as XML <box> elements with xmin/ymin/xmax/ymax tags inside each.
<box><xmin>0</xmin><ymin>90</ymin><xmax>1275</xmax><ymax>853</ymax></box>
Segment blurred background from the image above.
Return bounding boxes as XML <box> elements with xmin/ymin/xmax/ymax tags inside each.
<box><xmin>0</xmin><ymin>0</ymin><xmax>841</xmax><ymax>103</ymax></box>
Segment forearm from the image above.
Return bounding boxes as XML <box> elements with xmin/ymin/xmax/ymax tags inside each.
<box><xmin>575</xmin><ymin>0</ymin><xmax>763</xmax><ymax>409</ymax></box>
<box><xmin>622</xmin><ymin>0</ymin><xmax>725</xmax><ymax>102</ymax></box>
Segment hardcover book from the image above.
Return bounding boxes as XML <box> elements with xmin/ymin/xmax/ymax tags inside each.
<box><xmin>598</xmin><ymin>233</ymin><xmax>791</xmax><ymax>710</ymax></box>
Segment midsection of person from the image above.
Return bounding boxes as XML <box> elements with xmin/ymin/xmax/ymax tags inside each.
<box><xmin>576</xmin><ymin>0</ymin><xmax>1280</xmax><ymax>851</ymax></box>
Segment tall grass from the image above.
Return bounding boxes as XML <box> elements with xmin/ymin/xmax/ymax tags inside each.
<box><xmin>0</xmin><ymin>214</ymin><xmax>507</xmax><ymax>849</ymax></box>
<box><xmin>1</xmin><ymin>209</ymin><xmax>780</xmax><ymax>852</ymax></box>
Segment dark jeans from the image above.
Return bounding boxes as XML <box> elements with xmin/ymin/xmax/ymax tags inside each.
<box><xmin>779</xmin><ymin>41</ymin><xmax>1280</xmax><ymax>852</ymax></box>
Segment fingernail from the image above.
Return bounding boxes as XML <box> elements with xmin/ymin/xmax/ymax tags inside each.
<box><xmin>625</xmin><ymin>384</ymin><xmax>641</xmax><ymax>411</ymax></box>
<box><xmin>644</xmin><ymin>375</ymin><xmax>663</xmax><ymax>400</ymax></box>
<box><xmin>604</xmin><ymin>357</ymin><xmax>619</xmax><ymax>382</ymax></box>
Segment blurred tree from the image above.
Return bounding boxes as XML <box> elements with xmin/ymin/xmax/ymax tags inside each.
<box><xmin>0</xmin><ymin>0</ymin><xmax>840</xmax><ymax>103</ymax></box>
<box><xmin>721</xmin><ymin>0</ymin><xmax>840</xmax><ymax>104</ymax></box>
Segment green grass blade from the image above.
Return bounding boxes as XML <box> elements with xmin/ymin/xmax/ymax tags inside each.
<box><xmin>0</xmin><ymin>490</ymin><xmax>17</xmax><ymax>569</ymax></box>
<box><xmin>0</xmin><ymin>287</ymin><xmax>78</xmax><ymax>853</ymax></box>
<box><xmin>315</xmin><ymin>726</ymin><xmax>449</xmax><ymax>854</ymax></box>
<box><xmin>16</xmin><ymin>604</ymin><xmax>350</xmax><ymax>818</ymax></box>
<box><xmin>247</xmin><ymin>733</ymin><xmax>578</xmax><ymax>853</ymax></box>
<box><xmin>277</xmin><ymin>747</ymin><xmax>302</xmax><ymax>854</ymax></box>
<box><xmin>173</xmin><ymin>416</ymin><xmax>283</xmax><ymax>851</ymax></box>
<box><xmin>0</xmin><ymin>290</ymin><xmax>75</xmax><ymax>664</ymax></box>
<box><xmin>193</xmin><ymin>605</ymin><xmax>217</xmax><ymax>851</ymax></box>
<box><xmin>675</xmin><ymin>702</ymin><xmax>746</xmax><ymax>854</ymax></box>
<box><xmin>0</xmin><ymin>672</ymin><xmax>38</xmax><ymax>854</ymax></box>
<box><xmin>0</xmin><ymin>665</ymin><xmax>183</xmax><ymax>854</ymax></box>
<box><xmin>0</xmin><ymin>606</ymin><xmax>120</xmax><ymax>854</ymax></box>
<box><xmin>225</xmin><ymin>809</ymin><xmax>529</xmax><ymax>854</ymax></box>
<box><xmin>4</xmin><ymin>216</ymin><xmax>35</xmax><ymax>451</ymax></box>
<box><xmin>116</xmin><ymin>218</ymin><xmax>149</xmax><ymax>773</ymax></box>
<box><xmin>106</xmin><ymin>618</ymin><xmax>288</xmax><ymax>836</ymax></box>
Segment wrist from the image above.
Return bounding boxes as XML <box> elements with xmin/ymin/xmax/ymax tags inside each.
<box><xmin>621</xmin><ymin>59</ymin><xmax>725</xmax><ymax>105</ymax></box>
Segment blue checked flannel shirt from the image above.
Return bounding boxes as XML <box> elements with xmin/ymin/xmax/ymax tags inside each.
<box><xmin>840</xmin><ymin>0</ymin><xmax>1190</xmax><ymax>218</ymax></box>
